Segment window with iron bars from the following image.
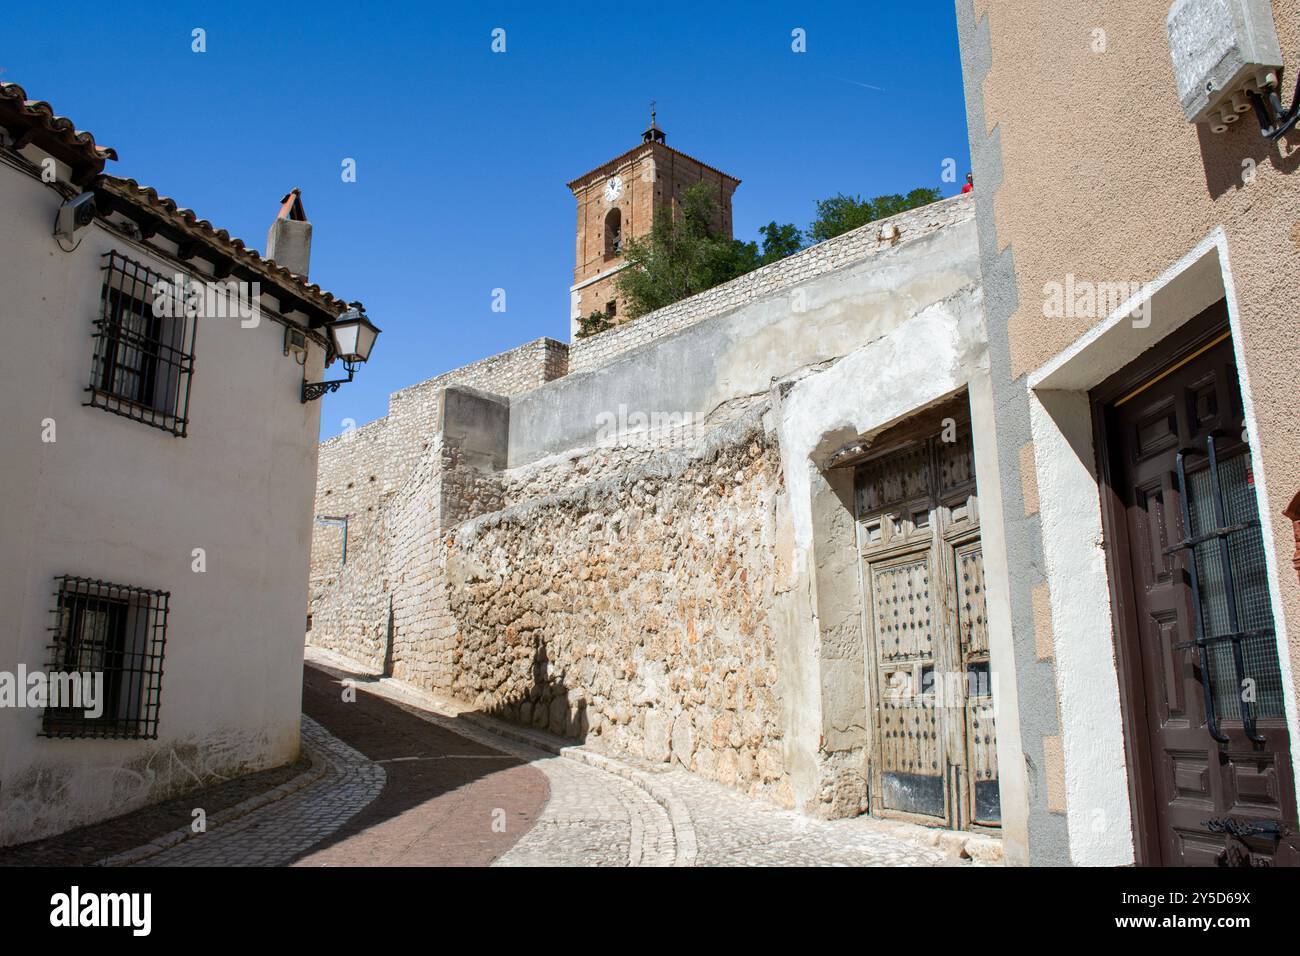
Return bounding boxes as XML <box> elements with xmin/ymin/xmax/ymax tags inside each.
<box><xmin>86</xmin><ymin>251</ymin><xmax>196</xmax><ymax>437</ymax></box>
<box><xmin>42</xmin><ymin>576</ymin><xmax>169</xmax><ymax>739</ymax></box>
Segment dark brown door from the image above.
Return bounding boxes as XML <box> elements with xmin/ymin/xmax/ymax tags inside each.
<box><xmin>1098</xmin><ymin>314</ymin><xmax>1298</xmax><ymax>866</ymax></box>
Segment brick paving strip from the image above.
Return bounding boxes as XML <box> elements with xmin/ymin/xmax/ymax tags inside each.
<box><xmin>303</xmin><ymin>651</ymin><xmax>677</xmax><ymax>866</ymax></box>
<box><xmin>113</xmin><ymin>658</ymin><xmax>659</xmax><ymax>866</ymax></box>
<box><xmin>130</xmin><ymin>664</ymin><xmax>555</xmax><ymax>867</ymax></box>
<box><xmin>287</xmin><ymin>664</ymin><xmax>549</xmax><ymax>866</ymax></box>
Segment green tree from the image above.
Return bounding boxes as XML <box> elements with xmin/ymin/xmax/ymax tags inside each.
<box><xmin>757</xmin><ymin>221</ymin><xmax>804</xmax><ymax>265</ymax></box>
<box><xmin>575</xmin><ymin>309</ymin><xmax>615</xmax><ymax>339</ymax></box>
<box><xmin>610</xmin><ymin>182</ymin><xmax>938</xmax><ymax>324</ymax></box>
<box><xmin>617</xmin><ymin>182</ymin><xmax>766</xmax><ymax>319</ymax></box>
<box><xmin>808</xmin><ymin>188</ymin><xmax>941</xmax><ymax>243</ymax></box>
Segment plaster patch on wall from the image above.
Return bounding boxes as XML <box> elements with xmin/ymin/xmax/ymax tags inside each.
<box><xmin>1042</xmin><ymin>735</ymin><xmax>1067</xmax><ymax>814</ymax></box>
<box><xmin>1019</xmin><ymin>442</ymin><xmax>1040</xmax><ymax>515</ymax></box>
<box><xmin>1032</xmin><ymin>582</ymin><xmax>1054</xmax><ymax>661</ymax></box>
<box><xmin>776</xmin><ymin>287</ymin><xmax>986</xmax><ymax>552</ymax></box>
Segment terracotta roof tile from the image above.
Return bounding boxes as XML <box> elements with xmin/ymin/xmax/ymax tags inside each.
<box><xmin>277</xmin><ymin>187</ymin><xmax>307</xmax><ymax>222</ymax></box>
<box><xmin>97</xmin><ymin>175</ymin><xmax>358</xmax><ymax>316</ymax></box>
<box><xmin>0</xmin><ymin>79</ymin><xmax>358</xmax><ymax>319</ymax></box>
<box><xmin>0</xmin><ymin>82</ymin><xmax>117</xmax><ymax>166</ymax></box>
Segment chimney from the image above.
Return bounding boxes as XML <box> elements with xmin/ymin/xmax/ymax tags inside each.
<box><xmin>266</xmin><ymin>188</ymin><xmax>312</xmax><ymax>278</ymax></box>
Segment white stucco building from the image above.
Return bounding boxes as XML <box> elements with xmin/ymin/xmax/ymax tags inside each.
<box><xmin>0</xmin><ymin>82</ymin><xmax>368</xmax><ymax>846</ymax></box>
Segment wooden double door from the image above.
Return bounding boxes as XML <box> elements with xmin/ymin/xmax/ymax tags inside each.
<box><xmin>1096</xmin><ymin>308</ymin><xmax>1298</xmax><ymax>866</ymax></box>
<box><xmin>855</xmin><ymin>410</ymin><xmax>999</xmax><ymax>830</ymax></box>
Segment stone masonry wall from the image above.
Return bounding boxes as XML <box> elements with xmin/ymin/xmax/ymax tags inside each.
<box><xmin>309</xmin><ymin>401</ymin><xmax>515</xmax><ymax>682</ymax></box>
<box><xmin>498</xmin><ymin>392</ymin><xmax>767</xmax><ymax>509</ymax></box>
<box><xmin>569</xmin><ymin>193</ymin><xmax>974</xmax><ymax>373</ymax></box>
<box><xmin>306</xmin><ymin>195</ymin><xmax>980</xmax><ymax>816</ymax></box>
<box><xmin>309</xmin><ymin>337</ymin><xmax>568</xmax><ymax>605</ymax></box>
<box><xmin>442</xmin><ymin>407</ymin><xmax>797</xmax><ymax>805</ymax></box>
<box><xmin>309</xmin><ymin>393</ymin><xmax>800</xmax><ymax>807</ymax></box>
<box><xmin>311</xmin><ymin>197</ymin><xmax>972</xmax><ymax>604</ymax></box>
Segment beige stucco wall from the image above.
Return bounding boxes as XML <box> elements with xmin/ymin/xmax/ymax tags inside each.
<box><xmin>973</xmin><ymin>0</ymin><xmax>1300</xmax><ymax>766</ymax></box>
<box><xmin>0</xmin><ymin>156</ymin><xmax>325</xmax><ymax>845</ymax></box>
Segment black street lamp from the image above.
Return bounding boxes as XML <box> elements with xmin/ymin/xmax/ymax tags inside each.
<box><xmin>301</xmin><ymin>307</ymin><xmax>381</xmax><ymax>403</ymax></box>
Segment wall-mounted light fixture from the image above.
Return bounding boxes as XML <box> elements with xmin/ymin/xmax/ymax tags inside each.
<box><xmin>1168</xmin><ymin>0</ymin><xmax>1299</xmax><ymax>141</ymax></box>
<box><xmin>284</xmin><ymin>326</ymin><xmax>308</xmax><ymax>365</ymax></box>
<box><xmin>301</xmin><ymin>307</ymin><xmax>381</xmax><ymax>403</ymax></box>
<box><xmin>53</xmin><ymin>192</ymin><xmax>97</xmax><ymax>250</ymax></box>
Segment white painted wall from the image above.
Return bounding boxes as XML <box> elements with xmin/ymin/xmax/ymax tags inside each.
<box><xmin>0</xmin><ymin>156</ymin><xmax>327</xmax><ymax>845</ymax></box>
<box><xmin>1026</xmin><ymin>389</ymin><xmax>1135</xmax><ymax>866</ymax></box>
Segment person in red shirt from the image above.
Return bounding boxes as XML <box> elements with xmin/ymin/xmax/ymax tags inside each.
<box><xmin>961</xmin><ymin>172</ymin><xmax>974</xmax><ymax>194</ymax></box>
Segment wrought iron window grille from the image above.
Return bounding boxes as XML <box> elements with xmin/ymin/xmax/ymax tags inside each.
<box><xmin>41</xmin><ymin>575</ymin><xmax>169</xmax><ymax>740</ymax></box>
<box><xmin>86</xmin><ymin>251</ymin><xmax>197</xmax><ymax>437</ymax></box>
<box><xmin>1166</xmin><ymin>433</ymin><xmax>1272</xmax><ymax>746</ymax></box>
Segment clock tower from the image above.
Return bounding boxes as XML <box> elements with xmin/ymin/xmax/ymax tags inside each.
<box><xmin>567</xmin><ymin>112</ymin><xmax>740</xmax><ymax>336</ymax></box>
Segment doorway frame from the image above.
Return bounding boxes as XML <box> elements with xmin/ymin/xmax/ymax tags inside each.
<box><xmin>1089</xmin><ymin>303</ymin><xmax>1232</xmax><ymax>867</ymax></box>
<box><xmin>1022</xmin><ymin>229</ymin><xmax>1300</xmax><ymax>864</ymax></box>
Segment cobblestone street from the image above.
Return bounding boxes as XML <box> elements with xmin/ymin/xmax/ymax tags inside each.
<box><xmin>97</xmin><ymin>655</ymin><xmax>991</xmax><ymax>867</ymax></box>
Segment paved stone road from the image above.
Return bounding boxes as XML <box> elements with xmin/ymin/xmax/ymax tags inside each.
<box><xmin>293</xmin><ymin>665</ymin><xmax>550</xmax><ymax>866</ymax></box>
<box><xmin>334</xmin><ymin>666</ymin><xmax>677</xmax><ymax>867</ymax></box>
<box><xmin>113</xmin><ymin>657</ymin><xmax>982</xmax><ymax>867</ymax></box>
<box><xmin>136</xmin><ymin>716</ymin><xmax>386</xmax><ymax>866</ymax></box>
<box><xmin>494</xmin><ymin>745</ymin><xmax>676</xmax><ymax>867</ymax></box>
<box><xmin>638</xmin><ymin>768</ymin><xmax>951</xmax><ymax>867</ymax></box>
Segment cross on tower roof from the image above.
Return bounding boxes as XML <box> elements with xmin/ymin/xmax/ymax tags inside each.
<box><xmin>642</xmin><ymin>101</ymin><xmax>665</xmax><ymax>144</ymax></box>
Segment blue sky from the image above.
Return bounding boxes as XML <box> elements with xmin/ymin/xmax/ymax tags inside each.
<box><xmin>3</xmin><ymin>1</ymin><xmax>971</xmax><ymax>438</ymax></box>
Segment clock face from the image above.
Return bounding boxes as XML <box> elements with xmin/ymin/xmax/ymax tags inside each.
<box><xmin>603</xmin><ymin>176</ymin><xmax>623</xmax><ymax>202</ymax></box>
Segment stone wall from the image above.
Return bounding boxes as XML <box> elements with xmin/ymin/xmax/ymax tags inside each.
<box><xmin>499</xmin><ymin>392</ymin><xmax>765</xmax><ymax>508</ymax></box>
<box><xmin>443</xmin><ymin>407</ymin><xmax>797</xmax><ymax>804</ymax></box>
<box><xmin>568</xmin><ymin>194</ymin><xmax>974</xmax><ymax>373</ymax></box>
<box><xmin>310</xmin><ymin>400</ymin><xmax>799</xmax><ymax>806</ymax></box>
<box><xmin>305</xmin><ymin>198</ymin><xmax>987</xmax><ymax>820</ymax></box>
<box><xmin>309</xmin><ymin>337</ymin><xmax>568</xmax><ymax>602</ymax></box>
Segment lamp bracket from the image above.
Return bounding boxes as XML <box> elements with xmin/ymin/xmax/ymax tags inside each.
<box><xmin>301</xmin><ymin>366</ymin><xmax>356</xmax><ymax>403</ymax></box>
